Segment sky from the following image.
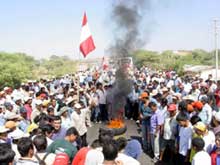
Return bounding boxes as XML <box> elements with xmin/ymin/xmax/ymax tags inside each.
<box><xmin>0</xmin><ymin>0</ymin><xmax>220</xmax><ymax>59</ymax></box>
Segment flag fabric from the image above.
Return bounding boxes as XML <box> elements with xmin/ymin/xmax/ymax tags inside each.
<box><xmin>79</xmin><ymin>12</ymin><xmax>95</xmax><ymax>57</ymax></box>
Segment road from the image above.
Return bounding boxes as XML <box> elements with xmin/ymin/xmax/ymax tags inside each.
<box><xmin>87</xmin><ymin>120</ymin><xmax>154</xmax><ymax>165</ymax></box>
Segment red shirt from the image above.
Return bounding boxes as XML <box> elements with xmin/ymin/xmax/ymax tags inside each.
<box><xmin>72</xmin><ymin>147</ymin><xmax>90</xmax><ymax>165</ymax></box>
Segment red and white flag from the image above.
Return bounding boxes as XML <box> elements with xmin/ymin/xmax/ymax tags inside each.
<box><xmin>79</xmin><ymin>12</ymin><xmax>96</xmax><ymax>58</ymax></box>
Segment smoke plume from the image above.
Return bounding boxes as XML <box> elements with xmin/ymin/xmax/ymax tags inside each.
<box><xmin>108</xmin><ymin>0</ymin><xmax>151</xmax><ymax>118</ymax></box>
<box><xmin>109</xmin><ymin>0</ymin><xmax>151</xmax><ymax>57</ymax></box>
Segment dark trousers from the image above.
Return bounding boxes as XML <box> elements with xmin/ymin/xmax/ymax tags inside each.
<box><xmin>99</xmin><ymin>104</ymin><xmax>108</xmax><ymax>122</ymax></box>
<box><xmin>80</xmin><ymin>133</ymin><xmax>87</xmax><ymax>148</ymax></box>
<box><xmin>176</xmin><ymin>154</ymin><xmax>190</xmax><ymax>165</ymax></box>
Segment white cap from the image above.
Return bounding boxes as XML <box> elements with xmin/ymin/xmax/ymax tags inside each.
<box><xmin>4</xmin><ymin>112</ymin><xmax>20</xmax><ymax>120</ymax></box>
<box><xmin>35</xmin><ymin>100</ymin><xmax>43</xmax><ymax>105</ymax></box>
<box><xmin>74</xmin><ymin>103</ymin><xmax>82</xmax><ymax>109</ymax></box>
<box><xmin>214</xmin><ymin>111</ymin><xmax>220</xmax><ymax>122</ymax></box>
<box><xmin>24</xmin><ymin>96</ymin><xmax>32</xmax><ymax>102</ymax></box>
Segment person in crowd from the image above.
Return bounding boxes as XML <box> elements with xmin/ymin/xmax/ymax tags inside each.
<box><xmin>199</xmin><ymin>96</ymin><xmax>212</xmax><ymax>125</ymax></box>
<box><xmin>51</xmin><ymin>115</ymin><xmax>66</xmax><ymax>140</ymax></box>
<box><xmin>47</xmin><ymin>127</ymin><xmax>79</xmax><ymax>162</ymax></box>
<box><xmin>160</xmin><ymin>103</ymin><xmax>178</xmax><ymax>162</ymax></box>
<box><xmin>115</xmin><ymin>137</ymin><xmax>140</xmax><ymax>165</ymax></box>
<box><xmin>102</xmin><ymin>140</ymin><xmax>123</xmax><ymax>165</ymax></box>
<box><xmin>33</xmin><ymin>134</ymin><xmax>56</xmax><ymax>165</ymax></box>
<box><xmin>191</xmin><ymin>137</ymin><xmax>211</xmax><ymax>165</ymax></box>
<box><xmin>96</xmin><ymin>82</ymin><xmax>108</xmax><ymax>122</ymax></box>
<box><xmin>0</xmin><ymin>143</ymin><xmax>15</xmax><ymax>165</ymax></box>
<box><xmin>71</xmin><ymin>103</ymin><xmax>88</xmax><ymax>148</ymax></box>
<box><xmin>0</xmin><ymin>126</ymin><xmax>10</xmax><ymax>144</ymax></box>
<box><xmin>40</xmin><ymin>124</ymin><xmax>54</xmax><ymax>147</ymax></box>
<box><xmin>31</xmin><ymin>100</ymin><xmax>43</xmax><ymax>122</ymax></box>
<box><xmin>16</xmin><ymin>137</ymin><xmax>39</xmax><ymax>165</ymax></box>
<box><xmin>176</xmin><ymin>112</ymin><xmax>193</xmax><ymax>165</ymax></box>
<box><xmin>149</xmin><ymin>101</ymin><xmax>164</xmax><ymax>163</ymax></box>
<box><xmin>139</xmin><ymin>91</ymin><xmax>151</xmax><ymax>152</ymax></box>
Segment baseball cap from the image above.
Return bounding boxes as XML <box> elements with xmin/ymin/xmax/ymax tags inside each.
<box><xmin>192</xmin><ymin>101</ymin><xmax>203</xmax><ymax>110</ymax></box>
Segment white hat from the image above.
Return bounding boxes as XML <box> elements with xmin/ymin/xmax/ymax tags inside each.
<box><xmin>74</xmin><ymin>103</ymin><xmax>82</xmax><ymax>109</ymax></box>
<box><xmin>0</xmin><ymin>126</ymin><xmax>9</xmax><ymax>133</ymax></box>
<box><xmin>69</xmin><ymin>88</ymin><xmax>74</xmax><ymax>92</ymax></box>
<box><xmin>182</xmin><ymin>95</ymin><xmax>195</xmax><ymax>101</ymax></box>
<box><xmin>58</xmin><ymin>106</ymin><xmax>69</xmax><ymax>116</ymax></box>
<box><xmin>214</xmin><ymin>111</ymin><xmax>220</xmax><ymax>122</ymax></box>
<box><xmin>13</xmin><ymin>97</ymin><xmax>22</xmax><ymax>102</ymax></box>
<box><xmin>10</xmin><ymin>129</ymin><xmax>29</xmax><ymax>139</ymax></box>
<box><xmin>150</xmin><ymin>90</ymin><xmax>158</xmax><ymax>97</ymax></box>
<box><xmin>3</xmin><ymin>87</ymin><xmax>10</xmax><ymax>91</ymax></box>
<box><xmin>66</xmin><ymin>96</ymin><xmax>78</xmax><ymax>105</ymax></box>
<box><xmin>24</xmin><ymin>96</ymin><xmax>32</xmax><ymax>102</ymax></box>
<box><xmin>57</xmin><ymin>94</ymin><xmax>64</xmax><ymax>100</ymax></box>
<box><xmin>161</xmin><ymin>87</ymin><xmax>168</xmax><ymax>92</ymax></box>
<box><xmin>4</xmin><ymin>112</ymin><xmax>20</xmax><ymax>120</ymax></box>
<box><xmin>35</xmin><ymin>100</ymin><xmax>43</xmax><ymax>105</ymax></box>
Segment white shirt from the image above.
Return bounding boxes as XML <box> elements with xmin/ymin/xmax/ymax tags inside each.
<box><xmin>179</xmin><ymin>124</ymin><xmax>193</xmax><ymax>156</ymax></box>
<box><xmin>85</xmin><ymin>147</ymin><xmax>104</xmax><ymax>165</ymax></box>
<box><xmin>116</xmin><ymin>153</ymin><xmax>140</xmax><ymax>165</ymax></box>
<box><xmin>203</xmin><ymin>131</ymin><xmax>215</xmax><ymax>154</ymax></box>
<box><xmin>192</xmin><ymin>151</ymin><xmax>211</xmax><ymax>165</ymax></box>
<box><xmin>97</xmin><ymin>89</ymin><xmax>106</xmax><ymax>104</ymax></box>
<box><xmin>71</xmin><ymin>108</ymin><xmax>88</xmax><ymax>136</ymax></box>
<box><xmin>163</xmin><ymin>114</ymin><xmax>178</xmax><ymax>140</ymax></box>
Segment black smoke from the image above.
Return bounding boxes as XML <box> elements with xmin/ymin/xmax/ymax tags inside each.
<box><xmin>109</xmin><ymin>0</ymin><xmax>151</xmax><ymax>57</ymax></box>
<box><xmin>107</xmin><ymin>0</ymin><xmax>151</xmax><ymax>119</ymax></box>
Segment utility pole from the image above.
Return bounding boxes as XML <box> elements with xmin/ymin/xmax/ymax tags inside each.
<box><xmin>214</xmin><ymin>19</ymin><xmax>219</xmax><ymax>82</ymax></box>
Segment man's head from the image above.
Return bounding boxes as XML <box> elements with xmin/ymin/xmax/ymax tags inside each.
<box><xmin>40</xmin><ymin>124</ymin><xmax>54</xmax><ymax>139</ymax></box>
<box><xmin>148</xmin><ymin>102</ymin><xmax>157</xmax><ymax>112</ymax></box>
<box><xmin>102</xmin><ymin>140</ymin><xmax>118</xmax><ymax>161</ymax></box>
<box><xmin>192</xmin><ymin>137</ymin><xmax>205</xmax><ymax>152</ymax></box>
<box><xmin>33</xmin><ymin>135</ymin><xmax>47</xmax><ymax>152</ymax></box>
<box><xmin>167</xmin><ymin>103</ymin><xmax>177</xmax><ymax>117</ymax></box>
<box><xmin>17</xmin><ymin>137</ymin><xmax>34</xmax><ymax>158</ymax></box>
<box><xmin>52</xmin><ymin>116</ymin><xmax>62</xmax><ymax>131</ymax></box>
<box><xmin>65</xmin><ymin>127</ymin><xmax>79</xmax><ymax>143</ymax></box>
<box><xmin>176</xmin><ymin>112</ymin><xmax>189</xmax><ymax>127</ymax></box>
<box><xmin>0</xmin><ymin>143</ymin><xmax>15</xmax><ymax>165</ymax></box>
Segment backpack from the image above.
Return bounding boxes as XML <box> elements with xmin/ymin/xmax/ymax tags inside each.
<box><xmin>53</xmin><ymin>153</ymin><xmax>69</xmax><ymax>165</ymax></box>
<box><xmin>35</xmin><ymin>153</ymin><xmax>50</xmax><ymax>165</ymax></box>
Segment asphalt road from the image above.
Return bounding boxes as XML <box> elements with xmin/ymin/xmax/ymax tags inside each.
<box><xmin>87</xmin><ymin>120</ymin><xmax>154</xmax><ymax>165</ymax></box>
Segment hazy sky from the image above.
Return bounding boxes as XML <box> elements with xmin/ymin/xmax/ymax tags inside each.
<box><xmin>0</xmin><ymin>0</ymin><xmax>220</xmax><ymax>59</ymax></box>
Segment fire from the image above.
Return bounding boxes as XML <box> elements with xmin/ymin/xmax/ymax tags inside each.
<box><xmin>107</xmin><ymin>119</ymin><xmax>124</xmax><ymax>129</ymax></box>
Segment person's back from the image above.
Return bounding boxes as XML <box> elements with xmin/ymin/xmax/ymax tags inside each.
<box><xmin>16</xmin><ymin>137</ymin><xmax>39</xmax><ymax>165</ymax></box>
<box><xmin>192</xmin><ymin>137</ymin><xmax>211</xmax><ymax>165</ymax></box>
<box><xmin>116</xmin><ymin>153</ymin><xmax>140</xmax><ymax>165</ymax></box>
<box><xmin>192</xmin><ymin>150</ymin><xmax>211</xmax><ymax>165</ymax></box>
<box><xmin>72</xmin><ymin>147</ymin><xmax>90</xmax><ymax>165</ymax></box>
<box><xmin>33</xmin><ymin>135</ymin><xmax>56</xmax><ymax>165</ymax></box>
<box><xmin>47</xmin><ymin>127</ymin><xmax>78</xmax><ymax>162</ymax></box>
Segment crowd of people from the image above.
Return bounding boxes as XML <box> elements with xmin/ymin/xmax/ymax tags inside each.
<box><xmin>0</xmin><ymin>66</ymin><xmax>220</xmax><ymax>165</ymax></box>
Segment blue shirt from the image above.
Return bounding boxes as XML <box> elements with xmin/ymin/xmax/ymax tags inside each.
<box><xmin>52</xmin><ymin>127</ymin><xmax>67</xmax><ymax>141</ymax></box>
<box><xmin>150</xmin><ymin>110</ymin><xmax>164</xmax><ymax>134</ymax></box>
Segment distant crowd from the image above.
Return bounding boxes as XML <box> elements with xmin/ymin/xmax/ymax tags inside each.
<box><xmin>0</xmin><ymin>66</ymin><xmax>220</xmax><ymax>165</ymax></box>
